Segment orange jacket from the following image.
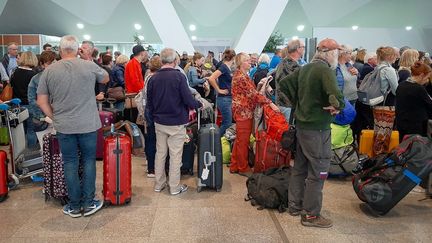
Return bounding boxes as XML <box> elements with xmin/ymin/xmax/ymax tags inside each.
<box><xmin>124</xmin><ymin>58</ymin><xmax>144</xmax><ymax>93</ymax></box>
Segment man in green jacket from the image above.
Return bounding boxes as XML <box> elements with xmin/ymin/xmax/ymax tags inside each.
<box><xmin>279</xmin><ymin>38</ymin><xmax>345</xmax><ymax>228</ymax></box>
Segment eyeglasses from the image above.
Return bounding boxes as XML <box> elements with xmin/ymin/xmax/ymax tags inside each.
<box><xmin>299</xmin><ymin>46</ymin><xmax>305</xmax><ymax>49</ymax></box>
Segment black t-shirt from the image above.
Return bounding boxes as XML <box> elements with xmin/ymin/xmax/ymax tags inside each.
<box><xmin>10</xmin><ymin>67</ymin><xmax>37</xmax><ymax>105</ymax></box>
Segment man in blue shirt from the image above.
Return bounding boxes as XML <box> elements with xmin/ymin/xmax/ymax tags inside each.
<box><xmin>147</xmin><ymin>48</ymin><xmax>203</xmax><ymax>195</ymax></box>
<box><xmin>269</xmin><ymin>49</ymin><xmax>282</xmax><ymax>69</ymax></box>
<box><xmin>1</xmin><ymin>42</ymin><xmax>19</xmax><ymax>76</ymax></box>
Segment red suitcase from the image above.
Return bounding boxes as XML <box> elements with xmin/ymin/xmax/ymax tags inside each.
<box><xmin>103</xmin><ymin>132</ymin><xmax>132</xmax><ymax>205</ymax></box>
<box><xmin>96</xmin><ymin>111</ymin><xmax>114</xmax><ymax>159</ymax></box>
<box><xmin>0</xmin><ymin>150</ymin><xmax>8</xmax><ymax>202</ymax></box>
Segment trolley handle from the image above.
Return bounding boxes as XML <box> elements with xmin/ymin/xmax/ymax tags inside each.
<box><xmin>1</xmin><ymin>98</ymin><xmax>21</xmax><ymax>107</ymax></box>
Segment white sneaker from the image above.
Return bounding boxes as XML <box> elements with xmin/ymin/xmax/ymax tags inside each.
<box><xmin>147</xmin><ymin>173</ymin><xmax>155</xmax><ymax>178</ymax></box>
<box><xmin>170</xmin><ymin>184</ymin><xmax>188</xmax><ymax>195</ymax></box>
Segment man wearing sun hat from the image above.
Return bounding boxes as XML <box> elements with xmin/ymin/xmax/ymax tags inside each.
<box><xmin>279</xmin><ymin>38</ymin><xmax>345</xmax><ymax>228</ymax></box>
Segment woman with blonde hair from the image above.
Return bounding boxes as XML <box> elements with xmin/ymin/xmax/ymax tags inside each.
<box><xmin>10</xmin><ymin>51</ymin><xmax>39</xmax><ymax>147</ymax></box>
<box><xmin>230</xmin><ymin>52</ymin><xmax>278</xmax><ymax>176</ymax></box>
<box><xmin>398</xmin><ymin>49</ymin><xmax>419</xmax><ymax>83</ymax></box>
<box><xmin>396</xmin><ymin>61</ymin><xmax>432</xmax><ymax>141</ymax></box>
<box><xmin>376</xmin><ymin>46</ymin><xmax>399</xmax><ymax>105</ymax></box>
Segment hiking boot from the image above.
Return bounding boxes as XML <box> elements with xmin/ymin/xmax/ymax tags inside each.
<box><xmin>83</xmin><ymin>200</ymin><xmax>103</xmax><ymax>217</ymax></box>
<box><xmin>288</xmin><ymin>207</ymin><xmax>302</xmax><ymax>216</ymax></box>
<box><xmin>301</xmin><ymin>214</ymin><xmax>333</xmax><ymax>228</ymax></box>
<box><xmin>62</xmin><ymin>204</ymin><xmax>82</xmax><ymax>218</ymax></box>
<box><xmin>170</xmin><ymin>184</ymin><xmax>188</xmax><ymax>195</ymax></box>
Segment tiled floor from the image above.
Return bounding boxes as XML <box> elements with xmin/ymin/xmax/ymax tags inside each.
<box><xmin>1</xmin><ymin>156</ymin><xmax>431</xmax><ymax>243</ymax></box>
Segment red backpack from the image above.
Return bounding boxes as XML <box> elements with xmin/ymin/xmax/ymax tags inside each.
<box><xmin>263</xmin><ymin>104</ymin><xmax>289</xmax><ymax>141</ymax></box>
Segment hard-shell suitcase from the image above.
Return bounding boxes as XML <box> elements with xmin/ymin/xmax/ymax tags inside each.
<box><xmin>103</xmin><ymin>132</ymin><xmax>132</xmax><ymax>205</ymax></box>
<box><xmin>0</xmin><ymin>150</ymin><xmax>8</xmax><ymax>202</ymax></box>
<box><xmin>359</xmin><ymin>129</ymin><xmax>399</xmax><ymax>158</ymax></box>
<box><xmin>103</xmin><ymin>98</ymin><xmax>123</xmax><ymax>122</ymax></box>
<box><xmin>42</xmin><ymin>133</ymin><xmax>68</xmax><ymax>205</ymax></box>
<box><xmin>96</xmin><ymin>111</ymin><xmax>114</xmax><ymax>159</ymax></box>
<box><xmin>197</xmin><ymin>123</ymin><xmax>223</xmax><ymax>192</ymax></box>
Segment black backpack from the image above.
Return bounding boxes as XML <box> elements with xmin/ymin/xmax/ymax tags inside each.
<box><xmin>245</xmin><ymin>166</ymin><xmax>290</xmax><ymax>212</ymax></box>
<box><xmin>253</xmin><ymin>67</ymin><xmax>269</xmax><ymax>86</ymax></box>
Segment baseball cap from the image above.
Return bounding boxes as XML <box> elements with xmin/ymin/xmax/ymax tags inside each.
<box><xmin>182</xmin><ymin>51</ymin><xmax>188</xmax><ymax>55</ymax></box>
<box><xmin>317</xmin><ymin>38</ymin><xmax>342</xmax><ymax>52</ymax></box>
<box><xmin>132</xmin><ymin>45</ymin><xmax>145</xmax><ymax>55</ymax></box>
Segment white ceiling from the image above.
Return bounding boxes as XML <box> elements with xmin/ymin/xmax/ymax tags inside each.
<box><xmin>0</xmin><ymin>0</ymin><xmax>431</xmax><ymax>45</ymax></box>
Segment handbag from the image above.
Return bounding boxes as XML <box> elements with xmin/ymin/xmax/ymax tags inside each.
<box><xmin>124</xmin><ymin>93</ymin><xmax>137</xmax><ymax>109</ymax></box>
<box><xmin>0</xmin><ymin>83</ymin><xmax>13</xmax><ymax>101</ymax></box>
<box><xmin>107</xmin><ymin>86</ymin><xmax>126</xmax><ymax>100</ymax></box>
<box><xmin>280</xmin><ymin>108</ymin><xmax>296</xmax><ymax>152</ymax></box>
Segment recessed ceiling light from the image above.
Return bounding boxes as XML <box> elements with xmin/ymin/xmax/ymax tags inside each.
<box><xmin>189</xmin><ymin>24</ymin><xmax>196</xmax><ymax>31</ymax></box>
<box><xmin>297</xmin><ymin>25</ymin><xmax>305</xmax><ymax>31</ymax></box>
<box><xmin>134</xmin><ymin>23</ymin><xmax>142</xmax><ymax>30</ymax></box>
<box><xmin>83</xmin><ymin>34</ymin><xmax>91</xmax><ymax>40</ymax></box>
<box><xmin>292</xmin><ymin>36</ymin><xmax>299</xmax><ymax>40</ymax></box>
<box><xmin>405</xmin><ymin>26</ymin><xmax>412</xmax><ymax>31</ymax></box>
<box><xmin>352</xmin><ymin>25</ymin><xmax>359</xmax><ymax>30</ymax></box>
<box><xmin>76</xmin><ymin>23</ymin><xmax>84</xmax><ymax>29</ymax></box>
<box><xmin>191</xmin><ymin>36</ymin><xmax>197</xmax><ymax>41</ymax></box>
<box><xmin>138</xmin><ymin>35</ymin><xmax>145</xmax><ymax>41</ymax></box>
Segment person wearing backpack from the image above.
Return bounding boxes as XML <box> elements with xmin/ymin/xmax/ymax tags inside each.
<box><xmin>376</xmin><ymin>46</ymin><xmax>399</xmax><ymax>106</ymax></box>
<box><xmin>279</xmin><ymin>38</ymin><xmax>345</xmax><ymax>228</ymax></box>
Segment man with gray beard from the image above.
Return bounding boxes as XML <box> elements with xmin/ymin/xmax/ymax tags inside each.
<box><xmin>279</xmin><ymin>38</ymin><xmax>344</xmax><ymax>228</ymax></box>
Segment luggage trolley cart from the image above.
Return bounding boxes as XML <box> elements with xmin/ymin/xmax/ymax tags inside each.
<box><xmin>0</xmin><ymin>98</ymin><xmax>43</xmax><ymax>188</ymax></box>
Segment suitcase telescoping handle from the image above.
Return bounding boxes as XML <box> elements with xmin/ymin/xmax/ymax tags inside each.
<box><xmin>197</xmin><ymin>101</ymin><xmax>217</xmax><ymax>130</ymax></box>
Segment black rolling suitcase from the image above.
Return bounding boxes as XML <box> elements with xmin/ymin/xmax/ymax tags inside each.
<box><xmin>102</xmin><ymin>98</ymin><xmax>123</xmax><ymax>122</ymax></box>
<box><xmin>197</xmin><ymin>111</ymin><xmax>223</xmax><ymax>192</ymax></box>
<box><xmin>353</xmin><ymin>135</ymin><xmax>432</xmax><ymax>215</ymax></box>
<box><xmin>180</xmin><ymin>126</ymin><xmax>196</xmax><ymax>175</ymax></box>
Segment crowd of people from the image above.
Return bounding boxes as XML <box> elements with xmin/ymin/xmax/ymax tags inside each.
<box><xmin>0</xmin><ymin>35</ymin><xmax>431</xmax><ymax>228</ymax></box>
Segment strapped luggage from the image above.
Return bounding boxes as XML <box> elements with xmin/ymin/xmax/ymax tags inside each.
<box><xmin>254</xmin><ymin>130</ymin><xmax>291</xmax><ymax>173</ymax></box>
<box><xmin>103</xmin><ymin>130</ymin><xmax>132</xmax><ymax>206</ymax></box>
<box><xmin>246</xmin><ymin>166</ymin><xmax>291</xmax><ymax>212</ymax></box>
<box><xmin>352</xmin><ymin>135</ymin><xmax>432</xmax><ymax>215</ymax></box>
<box><xmin>329</xmin><ymin>123</ymin><xmax>359</xmax><ymax>176</ymax></box>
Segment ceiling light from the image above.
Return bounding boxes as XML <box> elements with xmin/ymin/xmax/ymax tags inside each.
<box><xmin>405</xmin><ymin>26</ymin><xmax>412</xmax><ymax>31</ymax></box>
<box><xmin>297</xmin><ymin>25</ymin><xmax>305</xmax><ymax>31</ymax></box>
<box><xmin>189</xmin><ymin>24</ymin><xmax>196</xmax><ymax>31</ymax></box>
<box><xmin>191</xmin><ymin>36</ymin><xmax>197</xmax><ymax>41</ymax></box>
<box><xmin>138</xmin><ymin>35</ymin><xmax>145</xmax><ymax>41</ymax></box>
<box><xmin>134</xmin><ymin>23</ymin><xmax>142</xmax><ymax>30</ymax></box>
<box><xmin>352</xmin><ymin>25</ymin><xmax>359</xmax><ymax>30</ymax></box>
<box><xmin>83</xmin><ymin>34</ymin><xmax>91</xmax><ymax>40</ymax></box>
<box><xmin>292</xmin><ymin>36</ymin><xmax>299</xmax><ymax>40</ymax></box>
<box><xmin>76</xmin><ymin>23</ymin><xmax>84</xmax><ymax>29</ymax></box>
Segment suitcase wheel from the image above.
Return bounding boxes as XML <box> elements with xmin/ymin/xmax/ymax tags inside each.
<box><xmin>197</xmin><ymin>186</ymin><xmax>202</xmax><ymax>193</ymax></box>
<box><xmin>216</xmin><ymin>187</ymin><xmax>222</xmax><ymax>192</ymax></box>
<box><xmin>189</xmin><ymin>170</ymin><xmax>194</xmax><ymax>176</ymax></box>
<box><xmin>104</xmin><ymin>200</ymin><xmax>111</xmax><ymax>207</ymax></box>
<box><xmin>125</xmin><ymin>198</ymin><xmax>131</xmax><ymax>205</ymax></box>
<box><xmin>7</xmin><ymin>174</ymin><xmax>19</xmax><ymax>190</ymax></box>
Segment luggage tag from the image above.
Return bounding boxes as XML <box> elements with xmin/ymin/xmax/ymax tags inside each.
<box><xmin>202</xmin><ymin>167</ymin><xmax>209</xmax><ymax>180</ymax></box>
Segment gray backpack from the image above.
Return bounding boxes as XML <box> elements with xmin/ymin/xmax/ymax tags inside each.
<box><xmin>357</xmin><ymin>66</ymin><xmax>386</xmax><ymax>106</ymax></box>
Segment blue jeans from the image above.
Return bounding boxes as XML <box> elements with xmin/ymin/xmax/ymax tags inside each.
<box><xmin>217</xmin><ymin>96</ymin><xmax>232</xmax><ymax>136</ymax></box>
<box><xmin>57</xmin><ymin>131</ymin><xmax>97</xmax><ymax>210</ymax></box>
<box><xmin>144</xmin><ymin>124</ymin><xmax>156</xmax><ymax>172</ymax></box>
<box><xmin>23</xmin><ymin>105</ymin><xmax>38</xmax><ymax>149</ymax></box>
